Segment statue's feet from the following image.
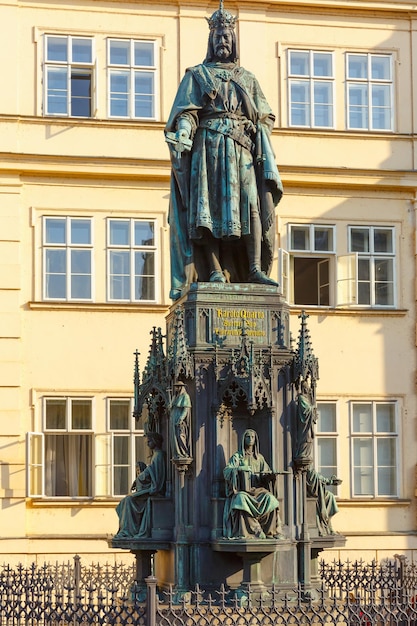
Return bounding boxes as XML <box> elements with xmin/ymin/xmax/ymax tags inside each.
<box><xmin>248</xmin><ymin>269</ymin><xmax>279</xmax><ymax>287</ymax></box>
<box><xmin>210</xmin><ymin>270</ymin><xmax>226</xmax><ymax>283</ymax></box>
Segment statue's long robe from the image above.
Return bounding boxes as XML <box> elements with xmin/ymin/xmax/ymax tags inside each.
<box><xmin>165</xmin><ymin>62</ymin><xmax>283</xmax><ymax>297</ymax></box>
<box><xmin>223</xmin><ymin>430</ymin><xmax>280</xmax><ymax>539</ymax></box>
<box><xmin>114</xmin><ymin>449</ymin><xmax>165</xmax><ymax>539</ymax></box>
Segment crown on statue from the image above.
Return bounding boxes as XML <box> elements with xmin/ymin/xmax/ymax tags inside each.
<box><xmin>207</xmin><ymin>0</ymin><xmax>237</xmax><ymax>30</ymax></box>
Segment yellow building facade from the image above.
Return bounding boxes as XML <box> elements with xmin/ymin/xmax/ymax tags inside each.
<box><xmin>1</xmin><ymin>0</ymin><xmax>417</xmax><ymax>566</ymax></box>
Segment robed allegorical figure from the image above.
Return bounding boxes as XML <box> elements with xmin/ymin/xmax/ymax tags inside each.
<box><xmin>294</xmin><ymin>373</ymin><xmax>317</xmax><ymax>467</ymax></box>
<box><xmin>307</xmin><ymin>466</ymin><xmax>342</xmax><ymax>537</ymax></box>
<box><xmin>223</xmin><ymin>429</ymin><xmax>283</xmax><ymax>540</ymax></box>
<box><xmin>165</xmin><ymin>0</ymin><xmax>283</xmax><ymax>300</ymax></box>
<box><xmin>170</xmin><ymin>381</ymin><xmax>192</xmax><ymax>459</ymax></box>
<box><xmin>114</xmin><ymin>432</ymin><xmax>166</xmax><ymax>540</ymax></box>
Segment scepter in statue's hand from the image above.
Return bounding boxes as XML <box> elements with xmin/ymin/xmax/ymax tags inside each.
<box><xmin>165</xmin><ymin>130</ymin><xmax>192</xmax><ymax>158</ymax></box>
<box><xmin>166</xmin><ymin>116</ymin><xmax>193</xmax><ymax>158</ymax></box>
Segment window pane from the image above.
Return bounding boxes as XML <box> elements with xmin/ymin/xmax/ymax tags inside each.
<box><xmin>313</xmin><ymin>83</ymin><xmax>332</xmax><ymax>127</ymax></box>
<box><xmin>135</xmin><ymin>221</ymin><xmax>154</xmax><ymax>246</ymax></box>
<box><xmin>45</xmin><ymin>434</ymin><xmax>91</xmax><ymax>496</ymax></box>
<box><xmin>374</xmin><ymin>258</ymin><xmax>393</xmax><ymax>282</ymax></box>
<box><xmin>47</xmin><ymin>67</ymin><xmax>68</xmax><ymax>115</ymax></box>
<box><xmin>71</xmin><ymin>250</ymin><xmax>92</xmax><ymax>299</ymax></box>
<box><xmin>71</xmin><ymin>275</ymin><xmax>91</xmax><ymax>299</ymax></box>
<box><xmin>348</xmin><ymin>84</ymin><xmax>368</xmax><ymax>128</ymax></box>
<box><xmin>350</xmin><ymin>228</ymin><xmax>369</xmax><ymax>253</ymax></box>
<box><xmin>45</xmin><ymin>399</ymin><xmax>66</xmax><ymax>429</ymax></box>
<box><xmin>289</xmin><ymin>50</ymin><xmax>309</xmax><ymax>75</ymax></box>
<box><xmin>114</xmin><ymin>435</ymin><xmax>129</xmax><ymax>465</ymax></box>
<box><xmin>374</xmin><ymin>258</ymin><xmax>394</xmax><ymax>305</ymax></box>
<box><xmin>45</xmin><ymin>250</ymin><xmax>66</xmax><ymax>298</ymax></box>
<box><xmin>45</xmin><ymin>218</ymin><xmax>66</xmax><ymax>244</ymax></box>
<box><xmin>110</xmin><ymin>400</ymin><xmax>131</xmax><ymax>430</ymax></box>
<box><xmin>110</xmin><ymin>72</ymin><xmax>129</xmax><ymax>116</ymax></box>
<box><xmin>45</xmin><ymin>249</ymin><xmax>65</xmax><ymax>274</ymax></box>
<box><xmin>376</xmin><ymin>404</ymin><xmax>396</xmax><ymax>432</ymax></box>
<box><xmin>134</xmin><ymin>41</ymin><xmax>154</xmax><ymax>67</ymax></box>
<box><xmin>135</xmin><ymin>96</ymin><xmax>153</xmax><ymax>118</ymax></box>
<box><xmin>110</xmin><ymin>251</ymin><xmax>130</xmax><ymax>299</ymax></box>
<box><xmin>313</xmin><ymin>52</ymin><xmax>332</xmax><ymax>77</ymax></box>
<box><xmin>71</xmin><ymin>219</ymin><xmax>91</xmax><ymax>245</ymax></box>
<box><xmin>135</xmin><ymin>73</ymin><xmax>154</xmax><ymax>117</ymax></box>
<box><xmin>352</xmin><ymin>404</ymin><xmax>372</xmax><ymax>432</ymax></box>
<box><xmin>135</xmin><ymin>276</ymin><xmax>155</xmax><ymax>300</ymax></box>
<box><xmin>317</xmin><ymin>438</ymin><xmax>336</xmax><ymax>468</ymax></box>
<box><xmin>71</xmin><ymin>400</ymin><xmax>92</xmax><ymax>429</ymax></box>
<box><xmin>374</xmin><ymin>228</ymin><xmax>393</xmax><ymax>253</ymax></box>
<box><xmin>114</xmin><ymin>466</ymin><xmax>129</xmax><ymax>496</ymax></box>
<box><xmin>71</xmin><ymin>73</ymin><xmax>91</xmax><ymax>117</ymax></box>
<box><xmin>71</xmin><ymin>249</ymin><xmax>91</xmax><ymax>274</ymax></box>
<box><xmin>358</xmin><ymin>258</ymin><xmax>370</xmax><ymax>280</ymax></box>
<box><xmin>45</xmin><ymin>275</ymin><xmax>66</xmax><ymax>299</ymax></box>
<box><xmin>371</xmin><ymin>55</ymin><xmax>391</xmax><ymax>80</ymax></box>
<box><xmin>314</xmin><ymin>227</ymin><xmax>332</xmax><ymax>252</ymax></box>
<box><xmin>110</xmin><ymin>40</ymin><xmax>130</xmax><ymax>65</ymax></box>
<box><xmin>72</xmin><ymin>38</ymin><xmax>92</xmax><ymax>64</ymax></box>
<box><xmin>377</xmin><ymin>438</ymin><xmax>396</xmax><ymax>495</ymax></box>
<box><xmin>135</xmin><ymin>435</ymin><xmax>149</xmax><ymax>466</ymax></box>
<box><xmin>110</xmin><ymin>220</ymin><xmax>130</xmax><ymax>245</ymax></box>
<box><xmin>372</xmin><ymin>85</ymin><xmax>391</xmax><ymax>130</ymax></box>
<box><xmin>317</xmin><ymin>403</ymin><xmax>336</xmax><ymax>432</ymax></box>
<box><xmin>353</xmin><ymin>438</ymin><xmax>374</xmax><ymax>495</ymax></box>
<box><xmin>47</xmin><ymin>36</ymin><xmax>68</xmax><ymax>62</ymax></box>
<box><xmin>358</xmin><ymin>281</ymin><xmax>371</xmax><ymax>305</ymax></box>
<box><xmin>348</xmin><ymin>54</ymin><xmax>368</xmax><ymax>79</ymax></box>
<box><xmin>291</xmin><ymin>226</ymin><xmax>309</xmax><ymax>250</ymax></box>
<box><xmin>290</xmin><ymin>81</ymin><xmax>310</xmax><ymax>126</ymax></box>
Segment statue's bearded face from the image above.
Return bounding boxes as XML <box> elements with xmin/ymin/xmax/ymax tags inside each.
<box><xmin>213</xmin><ymin>27</ymin><xmax>233</xmax><ymax>61</ymax></box>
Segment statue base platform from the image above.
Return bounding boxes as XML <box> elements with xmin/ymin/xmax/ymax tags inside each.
<box><xmin>213</xmin><ymin>538</ymin><xmax>294</xmax><ymax>592</ymax></box>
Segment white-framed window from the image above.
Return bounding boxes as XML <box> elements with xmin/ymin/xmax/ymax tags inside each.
<box><xmin>27</xmin><ymin>396</ymin><xmax>146</xmax><ymax>499</ymax></box>
<box><xmin>43</xmin><ymin>216</ymin><xmax>93</xmax><ymax>301</ymax></box>
<box><xmin>288</xmin><ymin>50</ymin><xmax>334</xmax><ymax>128</ymax></box>
<box><xmin>316</xmin><ymin>402</ymin><xmax>339</xmax><ymax>495</ymax></box>
<box><xmin>107</xmin><ymin>218</ymin><xmax>157</xmax><ymax>302</ymax></box>
<box><xmin>44</xmin><ymin>35</ymin><xmax>94</xmax><ymax>117</ymax></box>
<box><xmin>350</xmin><ymin>401</ymin><xmax>399</xmax><ymax>497</ymax></box>
<box><xmin>108</xmin><ymin>399</ymin><xmax>146</xmax><ymax>496</ymax></box>
<box><xmin>348</xmin><ymin>226</ymin><xmax>395</xmax><ymax>307</ymax></box>
<box><xmin>108</xmin><ymin>39</ymin><xmax>158</xmax><ymax>119</ymax></box>
<box><xmin>346</xmin><ymin>53</ymin><xmax>393</xmax><ymax>131</ymax></box>
<box><xmin>282</xmin><ymin>223</ymin><xmax>336</xmax><ymax>306</ymax></box>
<box><xmin>27</xmin><ymin>397</ymin><xmax>94</xmax><ymax>497</ymax></box>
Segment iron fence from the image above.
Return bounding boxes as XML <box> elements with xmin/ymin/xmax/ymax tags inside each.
<box><xmin>0</xmin><ymin>555</ymin><xmax>417</xmax><ymax>625</ymax></box>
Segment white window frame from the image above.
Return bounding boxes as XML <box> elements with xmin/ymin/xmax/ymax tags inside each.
<box><xmin>106</xmin><ymin>398</ymin><xmax>145</xmax><ymax>497</ymax></box>
<box><xmin>346</xmin><ymin>52</ymin><xmax>394</xmax><ymax>132</ymax></box>
<box><xmin>107</xmin><ymin>218</ymin><xmax>158</xmax><ymax>303</ymax></box>
<box><xmin>27</xmin><ymin>396</ymin><xmax>95</xmax><ymax>499</ymax></box>
<box><xmin>44</xmin><ymin>34</ymin><xmax>95</xmax><ymax>117</ymax></box>
<box><xmin>43</xmin><ymin>216</ymin><xmax>94</xmax><ymax>302</ymax></box>
<box><xmin>348</xmin><ymin>225</ymin><xmax>396</xmax><ymax>308</ymax></box>
<box><xmin>107</xmin><ymin>38</ymin><xmax>159</xmax><ymax>120</ymax></box>
<box><xmin>288</xmin><ymin>49</ymin><xmax>335</xmax><ymax>129</ymax></box>
<box><xmin>281</xmin><ymin>223</ymin><xmax>336</xmax><ymax>306</ymax></box>
<box><xmin>350</xmin><ymin>401</ymin><xmax>399</xmax><ymax>498</ymax></box>
<box><xmin>315</xmin><ymin>401</ymin><xmax>339</xmax><ymax>496</ymax></box>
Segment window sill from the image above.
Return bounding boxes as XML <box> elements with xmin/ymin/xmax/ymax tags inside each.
<box><xmin>337</xmin><ymin>499</ymin><xmax>410</xmax><ymax>507</ymax></box>
<box><xmin>28</xmin><ymin>301</ymin><xmax>169</xmax><ymax>313</ymax></box>
<box><xmin>289</xmin><ymin>305</ymin><xmax>408</xmax><ymax>317</ymax></box>
<box><xmin>27</xmin><ymin>497</ymin><xmax>121</xmax><ymax>508</ymax></box>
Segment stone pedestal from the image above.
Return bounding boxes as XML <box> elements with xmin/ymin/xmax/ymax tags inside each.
<box><xmin>109</xmin><ymin>282</ymin><xmax>345</xmax><ymax>595</ymax></box>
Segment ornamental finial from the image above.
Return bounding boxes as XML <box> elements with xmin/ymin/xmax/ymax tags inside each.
<box><xmin>207</xmin><ymin>1</ymin><xmax>237</xmax><ymax>30</ymax></box>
